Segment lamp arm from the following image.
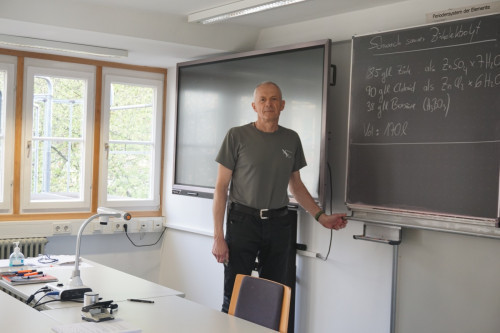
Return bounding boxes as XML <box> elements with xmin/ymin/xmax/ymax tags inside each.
<box><xmin>70</xmin><ymin>214</ymin><xmax>98</xmax><ymax>283</ymax></box>
<box><xmin>70</xmin><ymin>212</ymin><xmax>120</xmax><ymax>285</ymax></box>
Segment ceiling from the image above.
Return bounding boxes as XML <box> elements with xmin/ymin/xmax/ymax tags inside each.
<box><xmin>66</xmin><ymin>0</ymin><xmax>404</xmax><ymax>28</ymax></box>
<box><xmin>0</xmin><ymin>0</ymin><xmax>407</xmax><ymax>67</ymax></box>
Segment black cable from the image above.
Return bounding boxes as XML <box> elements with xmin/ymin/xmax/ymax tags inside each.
<box><xmin>33</xmin><ymin>299</ymin><xmax>60</xmax><ymax>309</ymax></box>
<box><xmin>319</xmin><ymin>161</ymin><xmax>335</xmax><ymax>261</ymax></box>
<box><xmin>32</xmin><ymin>291</ymin><xmax>59</xmax><ymax>308</ymax></box>
<box><xmin>26</xmin><ymin>286</ymin><xmax>51</xmax><ymax>304</ymax></box>
<box><xmin>123</xmin><ymin>224</ymin><xmax>167</xmax><ymax>247</ymax></box>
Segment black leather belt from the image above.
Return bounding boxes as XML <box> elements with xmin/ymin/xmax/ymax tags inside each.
<box><xmin>230</xmin><ymin>202</ymin><xmax>288</xmax><ymax>220</ymax></box>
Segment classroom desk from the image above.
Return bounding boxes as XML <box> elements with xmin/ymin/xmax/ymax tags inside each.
<box><xmin>0</xmin><ymin>290</ymin><xmax>60</xmax><ymax>331</ymax></box>
<box><xmin>44</xmin><ymin>295</ymin><xmax>275</xmax><ymax>333</ymax></box>
<box><xmin>0</xmin><ymin>257</ymin><xmax>184</xmax><ymax>309</ymax></box>
<box><xmin>2</xmin><ymin>258</ymin><xmax>275</xmax><ymax>332</ymax></box>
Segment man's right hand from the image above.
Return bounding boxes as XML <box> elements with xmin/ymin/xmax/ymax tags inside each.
<box><xmin>212</xmin><ymin>237</ymin><xmax>229</xmax><ymax>264</ymax></box>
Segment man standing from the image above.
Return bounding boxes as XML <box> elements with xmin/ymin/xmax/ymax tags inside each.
<box><xmin>212</xmin><ymin>81</ymin><xmax>347</xmax><ymax>312</ymax></box>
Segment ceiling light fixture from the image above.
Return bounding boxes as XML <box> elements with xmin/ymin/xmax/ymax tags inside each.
<box><xmin>188</xmin><ymin>0</ymin><xmax>308</xmax><ymax>24</ymax></box>
<box><xmin>0</xmin><ymin>34</ymin><xmax>128</xmax><ymax>58</ymax></box>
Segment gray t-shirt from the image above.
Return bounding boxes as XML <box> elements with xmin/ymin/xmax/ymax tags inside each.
<box><xmin>216</xmin><ymin>123</ymin><xmax>307</xmax><ymax>209</ymax></box>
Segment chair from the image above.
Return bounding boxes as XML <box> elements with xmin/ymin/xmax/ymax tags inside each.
<box><xmin>228</xmin><ymin>274</ymin><xmax>291</xmax><ymax>333</ymax></box>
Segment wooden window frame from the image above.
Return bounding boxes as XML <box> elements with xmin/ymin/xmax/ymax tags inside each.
<box><xmin>0</xmin><ymin>56</ymin><xmax>17</xmax><ymax>214</ymax></box>
<box><xmin>0</xmin><ymin>47</ymin><xmax>167</xmax><ymax>221</ymax></box>
<box><xmin>21</xmin><ymin>60</ymin><xmax>96</xmax><ymax>213</ymax></box>
<box><xmin>99</xmin><ymin>68</ymin><xmax>164</xmax><ymax>211</ymax></box>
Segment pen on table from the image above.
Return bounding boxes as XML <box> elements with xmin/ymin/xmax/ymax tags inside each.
<box><xmin>22</xmin><ymin>274</ymin><xmax>45</xmax><ymax>279</ymax></box>
<box><xmin>23</xmin><ymin>271</ymin><xmax>43</xmax><ymax>277</ymax></box>
<box><xmin>127</xmin><ymin>298</ymin><xmax>155</xmax><ymax>304</ymax></box>
<box><xmin>3</xmin><ymin>269</ymin><xmax>37</xmax><ymax>276</ymax></box>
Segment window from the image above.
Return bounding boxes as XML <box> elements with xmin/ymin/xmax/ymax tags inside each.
<box><xmin>21</xmin><ymin>60</ymin><xmax>95</xmax><ymax>212</ymax></box>
<box><xmin>0</xmin><ymin>56</ymin><xmax>16</xmax><ymax>213</ymax></box>
<box><xmin>0</xmin><ymin>49</ymin><xmax>166</xmax><ymax>218</ymax></box>
<box><xmin>99</xmin><ymin>69</ymin><xmax>163</xmax><ymax>211</ymax></box>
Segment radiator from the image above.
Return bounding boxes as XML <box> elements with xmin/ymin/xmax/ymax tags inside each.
<box><xmin>0</xmin><ymin>237</ymin><xmax>48</xmax><ymax>260</ymax></box>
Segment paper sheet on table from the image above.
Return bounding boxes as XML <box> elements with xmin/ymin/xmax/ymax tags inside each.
<box><xmin>52</xmin><ymin>319</ymin><xmax>141</xmax><ymax>333</ymax></box>
<box><xmin>27</xmin><ymin>255</ymin><xmax>92</xmax><ymax>269</ymax></box>
<box><xmin>27</xmin><ymin>255</ymin><xmax>79</xmax><ymax>266</ymax></box>
<box><xmin>0</xmin><ymin>255</ymin><xmax>92</xmax><ymax>271</ymax></box>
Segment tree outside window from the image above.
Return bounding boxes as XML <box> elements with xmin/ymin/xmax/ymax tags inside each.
<box><xmin>30</xmin><ymin>75</ymin><xmax>86</xmax><ymax>201</ymax></box>
<box><xmin>107</xmin><ymin>83</ymin><xmax>155</xmax><ymax>200</ymax></box>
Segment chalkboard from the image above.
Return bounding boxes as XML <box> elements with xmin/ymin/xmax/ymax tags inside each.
<box><xmin>347</xmin><ymin>14</ymin><xmax>500</xmax><ymax>222</ymax></box>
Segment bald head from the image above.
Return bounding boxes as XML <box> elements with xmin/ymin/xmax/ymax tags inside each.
<box><xmin>253</xmin><ymin>81</ymin><xmax>282</xmax><ymax>100</ymax></box>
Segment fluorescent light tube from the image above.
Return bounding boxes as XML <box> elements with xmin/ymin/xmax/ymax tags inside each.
<box><xmin>188</xmin><ymin>0</ymin><xmax>308</xmax><ymax>24</ymax></box>
<box><xmin>0</xmin><ymin>34</ymin><xmax>128</xmax><ymax>58</ymax></box>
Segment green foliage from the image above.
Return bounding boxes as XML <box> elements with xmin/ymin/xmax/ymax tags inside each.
<box><xmin>30</xmin><ymin>77</ymin><xmax>156</xmax><ymax>201</ymax></box>
<box><xmin>107</xmin><ymin>144</ymin><xmax>152</xmax><ymax>199</ymax></box>
<box><xmin>109</xmin><ymin>83</ymin><xmax>153</xmax><ymax>142</ymax></box>
<box><xmin>107</xmin><ymin>83</ymin><xmax>155</xmax><ymax>199</ymax></box>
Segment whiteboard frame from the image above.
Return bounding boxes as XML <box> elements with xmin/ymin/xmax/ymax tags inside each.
<box><xmin>172</xmin><ymin>39</ymin><xmax>332</xmax><ymax>209</ymax></box>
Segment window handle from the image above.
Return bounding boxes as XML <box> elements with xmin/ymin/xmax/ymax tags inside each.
<box><xmin>105</xmin><ymin>142</ymin><xmax>109</xmax><ymax>160</ymax></box>
<box><xmin>26</xmin><ymin>140</ymin><xmax>31</xmax><ymax>158</ymax></box>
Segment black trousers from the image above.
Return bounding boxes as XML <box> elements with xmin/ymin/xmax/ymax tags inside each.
<box><xmin>221</xmin><ymin>206</ymin><xmax>296</xmax><ymax>313</ymax></box>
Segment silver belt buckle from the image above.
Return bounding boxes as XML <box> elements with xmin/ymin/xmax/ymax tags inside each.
<box><xmin>259</xmin><ymin>209</ymin><xmax>269</xmax><ymax>219</ymax></box>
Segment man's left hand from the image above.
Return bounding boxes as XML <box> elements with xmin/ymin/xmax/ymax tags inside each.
<box><xmin>318</xmin><ymin>213</ymin><xmax>348</xmax><ymax>230</ymax></box>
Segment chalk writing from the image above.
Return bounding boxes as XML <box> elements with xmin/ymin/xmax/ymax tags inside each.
<box><xmin>358</xmin><ymin>21</ymin><xmax>498</xmax><ymax>140</ymax></box>
<box><xmin>429</xmin><ymin>21</ymin><xmax>482</xmax><ymax>43</ymax></box>
<box><xmin>347</xmin><ymin>14</ymin><xmax>500</xmax><ymax>220</ymax></box>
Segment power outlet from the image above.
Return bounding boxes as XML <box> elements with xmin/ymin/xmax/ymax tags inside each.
<box><xmin>112</xmin><ymin>221</ymin><xmax>126</xmax><ymax>232</ymax></box>
<box><xmin>153</xmin><ymin>220</ymin><xmax>163</xmax><ymax>232</ymax></box>
<box><xmin>92</xmin><ymin>220</ymin><xmax>111</xmax><ymax>233</ymax></box>
<box><xmin>53</xmin><ymin>222</ymin><xmax>72</xmax><ymax>234</ymax></box>
<box><xmin>140</xmin><ymin>220</ymin><xmax>153</xmax><ymax>232</ymax></box>
<box><xmin>92</xmin><ymin>220</ymin><xmax>103</xmax><ymax>233</ymax></box>
<box><xmin>101</xmin><ymin>222</ymin><xmax>114</xmax><ymax>234</ymax></box>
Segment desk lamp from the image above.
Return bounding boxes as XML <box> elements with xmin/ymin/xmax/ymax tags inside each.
<box><xmin>46</xmin><ymin>207</ymin><xmax>131</xmax><ymax>300</ymax></box>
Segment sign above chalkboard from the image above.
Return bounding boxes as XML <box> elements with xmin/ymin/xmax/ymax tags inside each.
<box><xmin>425</xmin><ymin>2</ymin><xmax>500</xmax><ymax>23</ymax></box>
<box><xmin>346</xmin><ymin>14</ymin><xmax>499</xmax><ymax>225</ymax></box>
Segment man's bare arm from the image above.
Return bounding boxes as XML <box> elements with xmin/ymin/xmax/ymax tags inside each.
<box><xmin>212</xmin><ymin>164</ymin><xmax>232</xmax><ymax>263</ymax></box>
<box><xmin>288</xmin><ymin>171</ymin><xmax>347</xmax><ymax>230</ymax></box>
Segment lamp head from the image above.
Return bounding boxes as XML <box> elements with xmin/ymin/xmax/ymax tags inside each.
<box><xmin>97</xmin><ymin>207</ymin><xmax>132</xmax><ymax>222</ymax></box>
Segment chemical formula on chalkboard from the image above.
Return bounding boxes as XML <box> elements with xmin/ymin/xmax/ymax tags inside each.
<box><xmin>350</xmin><ymin>14</ymin><xmax>499</xmax><ymax>144</ymax></box>
<box><xmin>347</xmin><ymin>13</ymin><xmax>500</xmax><ymax>221</ymax></box>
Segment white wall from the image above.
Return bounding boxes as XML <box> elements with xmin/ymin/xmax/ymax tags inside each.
<box><xmin>159</xmin><ymin>60</ymin><xmax>225</xmax><ymax>307</ymax></box>
<box><xmin>397</xmin><ymin>229</ymin><xmax>500</xmax><ymax>333</ymax></box>
<box><xmin>0</xmin><ymin>219</ymin><xmax>165</xmax><ymax>283</ymax></box>
<box><xmin>44</xmin><ymin>232</ymin><xmax>165</xmax><ymax>282</ymax></box>
<box><xmin>255</xmin><ymin>0</ymin><xmax>491</xmax><ymax>48</ymax></box>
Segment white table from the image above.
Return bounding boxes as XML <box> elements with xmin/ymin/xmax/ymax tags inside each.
<box><xmin>44</xmin><ymin>295</ymin><xmax>275</xmax><ymax>333</ymax></box>
<box><xmin>1</xmin><ymin>257</ymin><xmax>275</xmax><ymax>332</ymax></box>
<box><xmin>0</xmin><ymin>290</ymin><xmax>59</xmax><ymax>331</ymax></box>
<box><xmin>0</xmin><ymin>258</ymin><xmax>183</xmax><ymax>309</ymax></box>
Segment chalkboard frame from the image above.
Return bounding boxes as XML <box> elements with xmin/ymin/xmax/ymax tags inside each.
<box><xmin>345</xmin><ymin>13</ymin><xmax>500</xmax><ymax>230</ymax></box>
